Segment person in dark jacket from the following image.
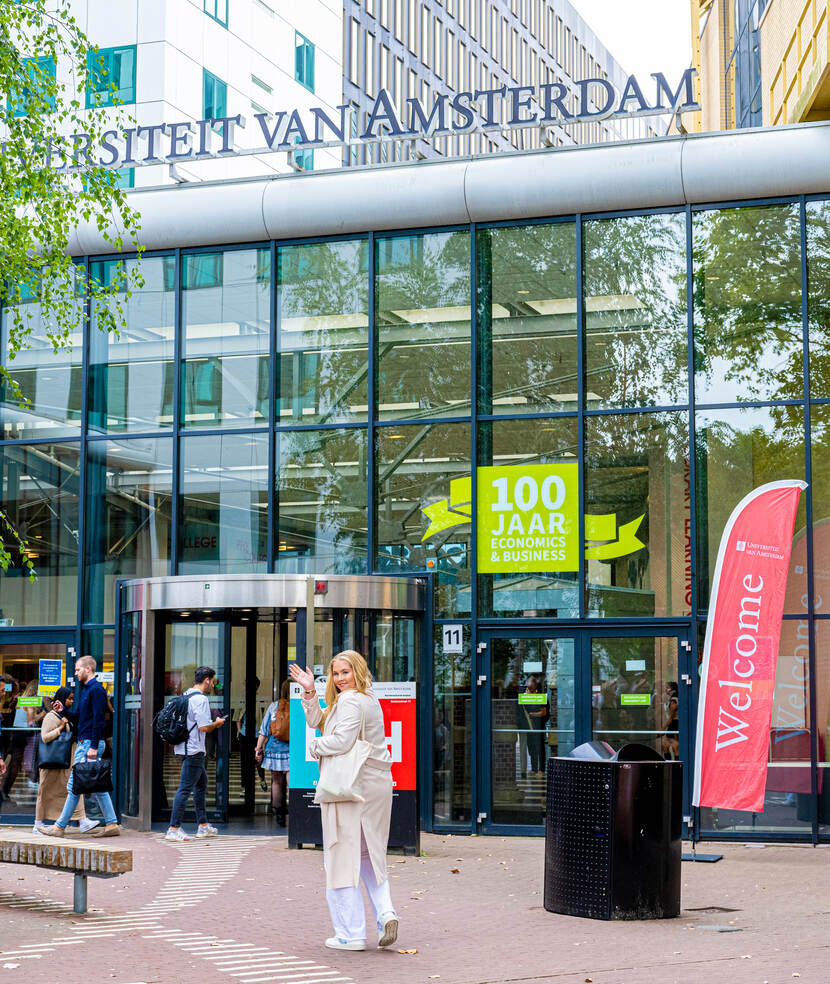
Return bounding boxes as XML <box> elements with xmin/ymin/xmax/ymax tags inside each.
<box><xmin>43</xmin><ymin>656</ymin><xmax>120</xmax><ymax>838</ymax></box>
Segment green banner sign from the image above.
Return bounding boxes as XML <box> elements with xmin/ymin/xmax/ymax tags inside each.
<box><xmin>420</xmin><ymin>465</ymin><xmax>646</xmax><ymax>574</ymax></box>
<box><xmin>518</xmin><ymin>693</ymin><xmax>548</xmax><ymax>705</ymax></box>
<box><xmin>478</xmin><ymin>463</ymin><xmax>579</xmax><ymax>574</ymax></box>
<box><xmin>620</xmin><ymin>693</ymin><xmax>651</xmax><ymax>706</ymax></box>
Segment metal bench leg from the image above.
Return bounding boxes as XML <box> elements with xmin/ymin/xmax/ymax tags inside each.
<box><xmin>73</xmin><ymin>873</ymin><xmax>88</xmax><ymax>914</ymax></box>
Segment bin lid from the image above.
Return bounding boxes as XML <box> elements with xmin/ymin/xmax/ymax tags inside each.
<box><xmin>615</xmin><ymin>742</ymin><xmax>665</xmax><ymax>762</ymax></box>
<box><xmin>567</xmin><ymin>740</ymin><xmax>616</xmax><ymax>760</ymax></box>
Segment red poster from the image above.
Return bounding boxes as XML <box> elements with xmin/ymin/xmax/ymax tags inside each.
<box><xmin>693</xmin><ymin>481</ymin><xmax>806</xmax><ymax>813</ymax></box>
<box><xmin>380</xmin><ymin>696</ymin><xmax>417</xmax><ymax>791</ymax></box>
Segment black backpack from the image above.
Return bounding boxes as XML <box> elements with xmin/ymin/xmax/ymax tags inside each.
<box><xmin>153</xmin><ymin>691</ymin><xmax>199</xmax><ymax>745</ymax></box>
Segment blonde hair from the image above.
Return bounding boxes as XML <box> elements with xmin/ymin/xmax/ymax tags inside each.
<box><xmin>321</xmin><ymin>649</ymin><xmax>372</xmax><ymax>729</ymax></box>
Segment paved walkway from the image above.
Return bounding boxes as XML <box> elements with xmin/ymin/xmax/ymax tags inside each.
<box><xmin>0</xmin><ymin>828</ymin><xmax>827</xmax><ymax>984</ymax></box>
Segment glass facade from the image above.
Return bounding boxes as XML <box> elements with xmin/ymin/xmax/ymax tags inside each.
<box><xmin>3</xmin><ymin>196</ymin><xmax>830</xmax><ymax>841</ymax></box>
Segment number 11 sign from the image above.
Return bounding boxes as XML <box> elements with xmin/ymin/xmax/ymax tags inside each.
<box><xmin>442</xmin><ymin>624</ymin><xmax>463</xmax><ymax>654</ymax></box>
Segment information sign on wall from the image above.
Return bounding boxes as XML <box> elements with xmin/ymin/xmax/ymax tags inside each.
<box><xmin>37</xmin><ymin>658</ymin><xmax>64</xmax><ymax>698</ymax></box>
<box><xmin>477</xmin><ymin>463</ymin><xmax>579</xmax><ymax>573</ymax></box>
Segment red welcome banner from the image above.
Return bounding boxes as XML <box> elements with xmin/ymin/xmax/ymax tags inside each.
<box><xmin>693</xmin><ymin>480</ymin><xmax>806</xmax><ymax>813</ymax></box>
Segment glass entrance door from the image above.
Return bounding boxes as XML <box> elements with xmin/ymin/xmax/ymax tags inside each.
<box><xmin>486</xmin><ymin>634</ymin><xmax>578</xmax><ymax>828</ymax></box>
<box><xmin>159</xmin><ymin>620</ymin><xmax>229</xmax><ymax>823</ymax></box>
<box><xmin>479</xmin><ymin>627</ymin><xmax>688</xmax><ymax>833</ymax></box>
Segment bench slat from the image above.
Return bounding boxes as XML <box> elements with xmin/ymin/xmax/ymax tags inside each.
<box><xmin>0</xmin><ymin>835</ymin><xmax>132</xmax><ymax>875</ymax></box>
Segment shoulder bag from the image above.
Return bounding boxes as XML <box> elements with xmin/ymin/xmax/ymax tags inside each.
<box><xmin>37</xmin><ymin>730</ymin><xmax>73</xmax><ymax>770</ymax></box>
<box><xmin>313</xmin><ymin>699</ymin><xmax>372</xmax><ymax>804</ymax></box>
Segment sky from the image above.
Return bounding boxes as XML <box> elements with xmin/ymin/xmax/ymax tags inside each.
<box><xmin>569</xmin><ymin>0</ymin><xmax>693</xmax><ymax>86</ymax></box>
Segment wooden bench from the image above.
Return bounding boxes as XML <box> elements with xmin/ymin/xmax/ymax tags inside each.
<box><xmin>0</xmin><ymin>831</ymin><xmax>132</xmax><ymax>914</ymax></box>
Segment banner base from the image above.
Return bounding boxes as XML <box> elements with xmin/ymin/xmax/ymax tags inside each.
<box><xmin>682</xmin><ymin>850</ymin><xmax>723</xmax><ymax>863</ymax></box>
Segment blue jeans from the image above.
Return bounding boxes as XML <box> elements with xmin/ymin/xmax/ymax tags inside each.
<box><xmin>170</xmin><ymin>753</ymin><xmax>208</xmax><ymax>828</ymax></box>
<box><xmin>57</xmin><ymin>740</ymin><xmax>117</xmax><ymax>829</ymax></box>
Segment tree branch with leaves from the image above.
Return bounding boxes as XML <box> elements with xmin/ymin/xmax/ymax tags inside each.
<box><xmin>1</xmin><ymin>0</ymin><xmax>142</xmax><ymax>579</ymax></box>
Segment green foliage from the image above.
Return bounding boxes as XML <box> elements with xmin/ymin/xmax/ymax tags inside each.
<box><xmin>0</xmin><ymin>0</ymin><xmax>142</xmax><ymax>575</ymax></box>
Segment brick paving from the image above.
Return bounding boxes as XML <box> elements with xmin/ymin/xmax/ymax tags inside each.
<box><xmin>0</xmin><ymin>827</ymin><xmax>827</xmax><ymax>984</ymax></box>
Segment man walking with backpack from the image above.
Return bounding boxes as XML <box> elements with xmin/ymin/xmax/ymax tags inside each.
<box><xmin>163</xmin><ymin>666</ymin><xmax>227</xmax><ymax>842</ymax></box>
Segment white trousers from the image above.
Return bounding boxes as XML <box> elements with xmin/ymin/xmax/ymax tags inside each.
<box><xmin>325</xmin><ymin>838</ymin><xmax>397</xmax><ymax>943</ymax></box>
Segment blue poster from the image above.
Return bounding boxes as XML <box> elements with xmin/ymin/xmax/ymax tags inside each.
<box><xmin>288</xmin><ymin>681</ymin><xmax>324</xmax><ymax>789</ymax></box>
<box><xmin>38</xmin><ymin>658</ymin><xmax>64</xmax><ymax>697</ymax></box>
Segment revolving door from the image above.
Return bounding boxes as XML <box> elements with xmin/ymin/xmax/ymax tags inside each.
<box><xmin>115</xmin><ymin>574</ymin><xmax>425</xmax><ymax>830</ymax></box>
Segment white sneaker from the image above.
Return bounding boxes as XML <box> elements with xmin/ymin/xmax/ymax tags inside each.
<box><xmin>325</xmin><ymin>938</ymin><xmax>366</xmax><ymax>951</ymax></box>
<box><xmin>79</xmin><ymin>818</ymin><xmax>100</xmax><ymax>834</ymax></box>
<box><xmin>32</xmin><ymin>823</ymin><xmax>46</xmax><ymax>835</ymax></box>
<box><xmin>196</xmin><ymin>823</ymin><xmax>218</xmax><ymax>838</ymax></box>
<box><xmin>377</xmin><ymin>915</ymin><xmax>399</xmax><ymax>948</ymax></box>
<box><xmin>165</xmin><ymin>827</ymin><xmax>193</xmax><ymax>841</ymax></box>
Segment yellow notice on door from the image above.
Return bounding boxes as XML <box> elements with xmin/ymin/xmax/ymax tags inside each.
<box><xmin>477</xmin><ymin>463</ymin><xmax>579</xmax><ymax>574</ymax></box>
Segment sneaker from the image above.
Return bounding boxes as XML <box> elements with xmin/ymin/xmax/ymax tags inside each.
<box><xmin>165</xmin><ymin>827</ymin><xmax>193</xmax><ymax>842</ymax></box>
<box><xmin>377</xmin><ymin>915</ymin><xmax>399</xmax><ymax>948</ymax></box>
<box><xmin>196</xmin><ymin>824</ymin><xmax>218</xmax><ymax>838</ymax></box>
<box><xmin>41</xmin><ymin>825</ymin><xmax>64</xmax><ymax>838</ymax></box>
<box><xmin>325</xmin><ymin>938</ymin><xmax>366</xmax><ymax>951</ymax></box>
<box><xmin>32</xmin><ymin>823</ymin><xmax>47</xmax><ymax>835</ymax></box>
<box><xmin>79</xmin><ymin>818</ymin><xmax>100</xmax><ymax>834</ymax></box>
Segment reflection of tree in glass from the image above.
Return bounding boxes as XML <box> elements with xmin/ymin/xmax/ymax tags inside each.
<box><xmin>279</xmin><ymin>241</ymin><xmax>369</xmax><ymax>421</ymax></box>
<box><xmin>585</xmin><ymin>411</ymin><xmax>689</xmax><ymax>617</ymax></box>
<box><xmin>807</xmin><ymin>201</ymin><xmax>830</xmax><ymax>398</ymax></box>
<box><xmin>584</xmin><ymin>213</ymin><xmax>687</xmax><ymax>408</ymax></box>
<box><xmin>695</xmin><ymin>405</ymin><xmax>806</xmax><ymax>609</ymax></box>
<box><xmin>376</xmin><ymin>232</ymin><xmax>471</xmax><ymax>417</ymax></box>
<box><xmin>693</xmin><ymin>205</ymin><xmax>802</xmax><ymax>402</ymax></box>
<box><xmin>277</xmin><ymin>429</ymin><xmax>367</xmax><ymax>573</ymax></box>
<box><xmin>478</xmin><ymin>223</ymin><xmax>577</xmax><ymax>413</ymax></box>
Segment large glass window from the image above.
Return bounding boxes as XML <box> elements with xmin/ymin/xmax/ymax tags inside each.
<box><xmin>376</xmin><ymin>232</ymin><xmax>471</xmax><ymax>421</ymax></box>
<box><xmin>806</xmin><ymin>199</ymin><xmax>830</xmax><ymax>398</ymax></box>
<box><xmin>84</xmin><ymin>439</ymin><xmax>173</xmax><ymax>623</ymax></box>
<box><xmin>179</xmin><ymin>433</ymin><xmax>268</xmax><ymax>574</ymax></box>
<box><xmin>695</xmin><ymin>406</ymin><xmax>806</xmax><ymax>613</ymax></box>
<box><xmin>1</xmin><ymin>277</ymin><xmax>84</xmax><ymax>441</ymax></box>
<box><xmin>86</xmin><ymin>45</ymin><xmax>136</xmax><ymax>108</ymax></box>
<box><xmin>478</xmin><ymin>417</ymin><xmax>578</xmax><ymax>618</ymax></box>
<box><xmin>88</xmin><ymin>257</ymin><xmax>175</xmax><ymax>433</ymax></box>
<box><xmin>278</xmin><ymin>240</ymin><xmax>369</xmax><ymax>424</ymax></box>
<box><xmin>0</xmin><ymin>443</ymin><xmax>80</xmax><ymax>626</ymax></box>
<box><xmin>182</xmin><ymin>249</ymin><xmax>270</xmax><ymax>429</ymax></box>
<box><xmin>476</xmin><ymin>222</ymin><xmax>577</xmax><ymax>414</ymax></box>
<box><xmin>693</xmin><ymin>204</ymin><xmax>802</xmax><ymax>404</ymax></box>
<box><xmin>585</xmin><ymin>411</ymin><xmax>691</xmax><ymax>618</ymax></box>
<box><xmin>376</xmin><ymin>422</ymin><xmax>471</xmax><ymax>617</ymax></box>
<box><xmin>276</xmin><ymin>428</ymin><xmax>368</xmax><ymax>573</ymax></box>
<box><xmin>583</xmin><ymin>212</ymin><xmax>687</xmax><ymax>409</ymax></box>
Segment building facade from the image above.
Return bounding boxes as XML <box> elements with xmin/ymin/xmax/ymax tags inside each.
<box><xmin>4</xmin><ymin>113</ymin><xmax>830</xmax><ymax>841</ymax></box>
<box><xmin>342</xmin><ymin>0</ymin><xmax>657</xmax><ymax>167</ymax></box>
<box><xmin>19</xmin><ymin>1</ymin><xmax>656</xmax><ymax>188</ymax></box>
<box><xmin>692</xmin><ymin>0</ymin><xmax>830</xmax><ymax>132</ymax></box>
<box><xmin>49</xmin><ymin>0</ymin><xmax>345</xmax><ymax>185</ymax></box>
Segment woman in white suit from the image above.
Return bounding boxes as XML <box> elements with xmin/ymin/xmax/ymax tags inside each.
<box><xmin>289</xmin><ymin>650</ymin><xmax>399</xmax><ymax>952</ymax></box>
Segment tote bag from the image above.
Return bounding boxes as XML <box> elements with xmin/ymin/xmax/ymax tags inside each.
<box><xmin>37</xmin><ymin>731</ymin><xmax>73</xmax><ymax>770</ymax></box>
<box><xmin>313</xmin><ymin>705</ymin><xmax>372</xmax><ymax>805</ymax></box>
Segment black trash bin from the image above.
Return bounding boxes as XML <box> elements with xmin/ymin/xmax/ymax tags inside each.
<box><xmin>543</xmin><ymin>742</ymin><xmax>682</xmax><ymax>920</ymax></box>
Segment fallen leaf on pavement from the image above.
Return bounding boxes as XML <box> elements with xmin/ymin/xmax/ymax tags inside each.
<box><xmin>398</xmin><ymin>948</ymin><xmax>418</xmax><ymax>954</ymax></box>
<box><xmin>450</xmin><ymin>868</ymin><xmax>460</xmax><ymax>873</ymax></box>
